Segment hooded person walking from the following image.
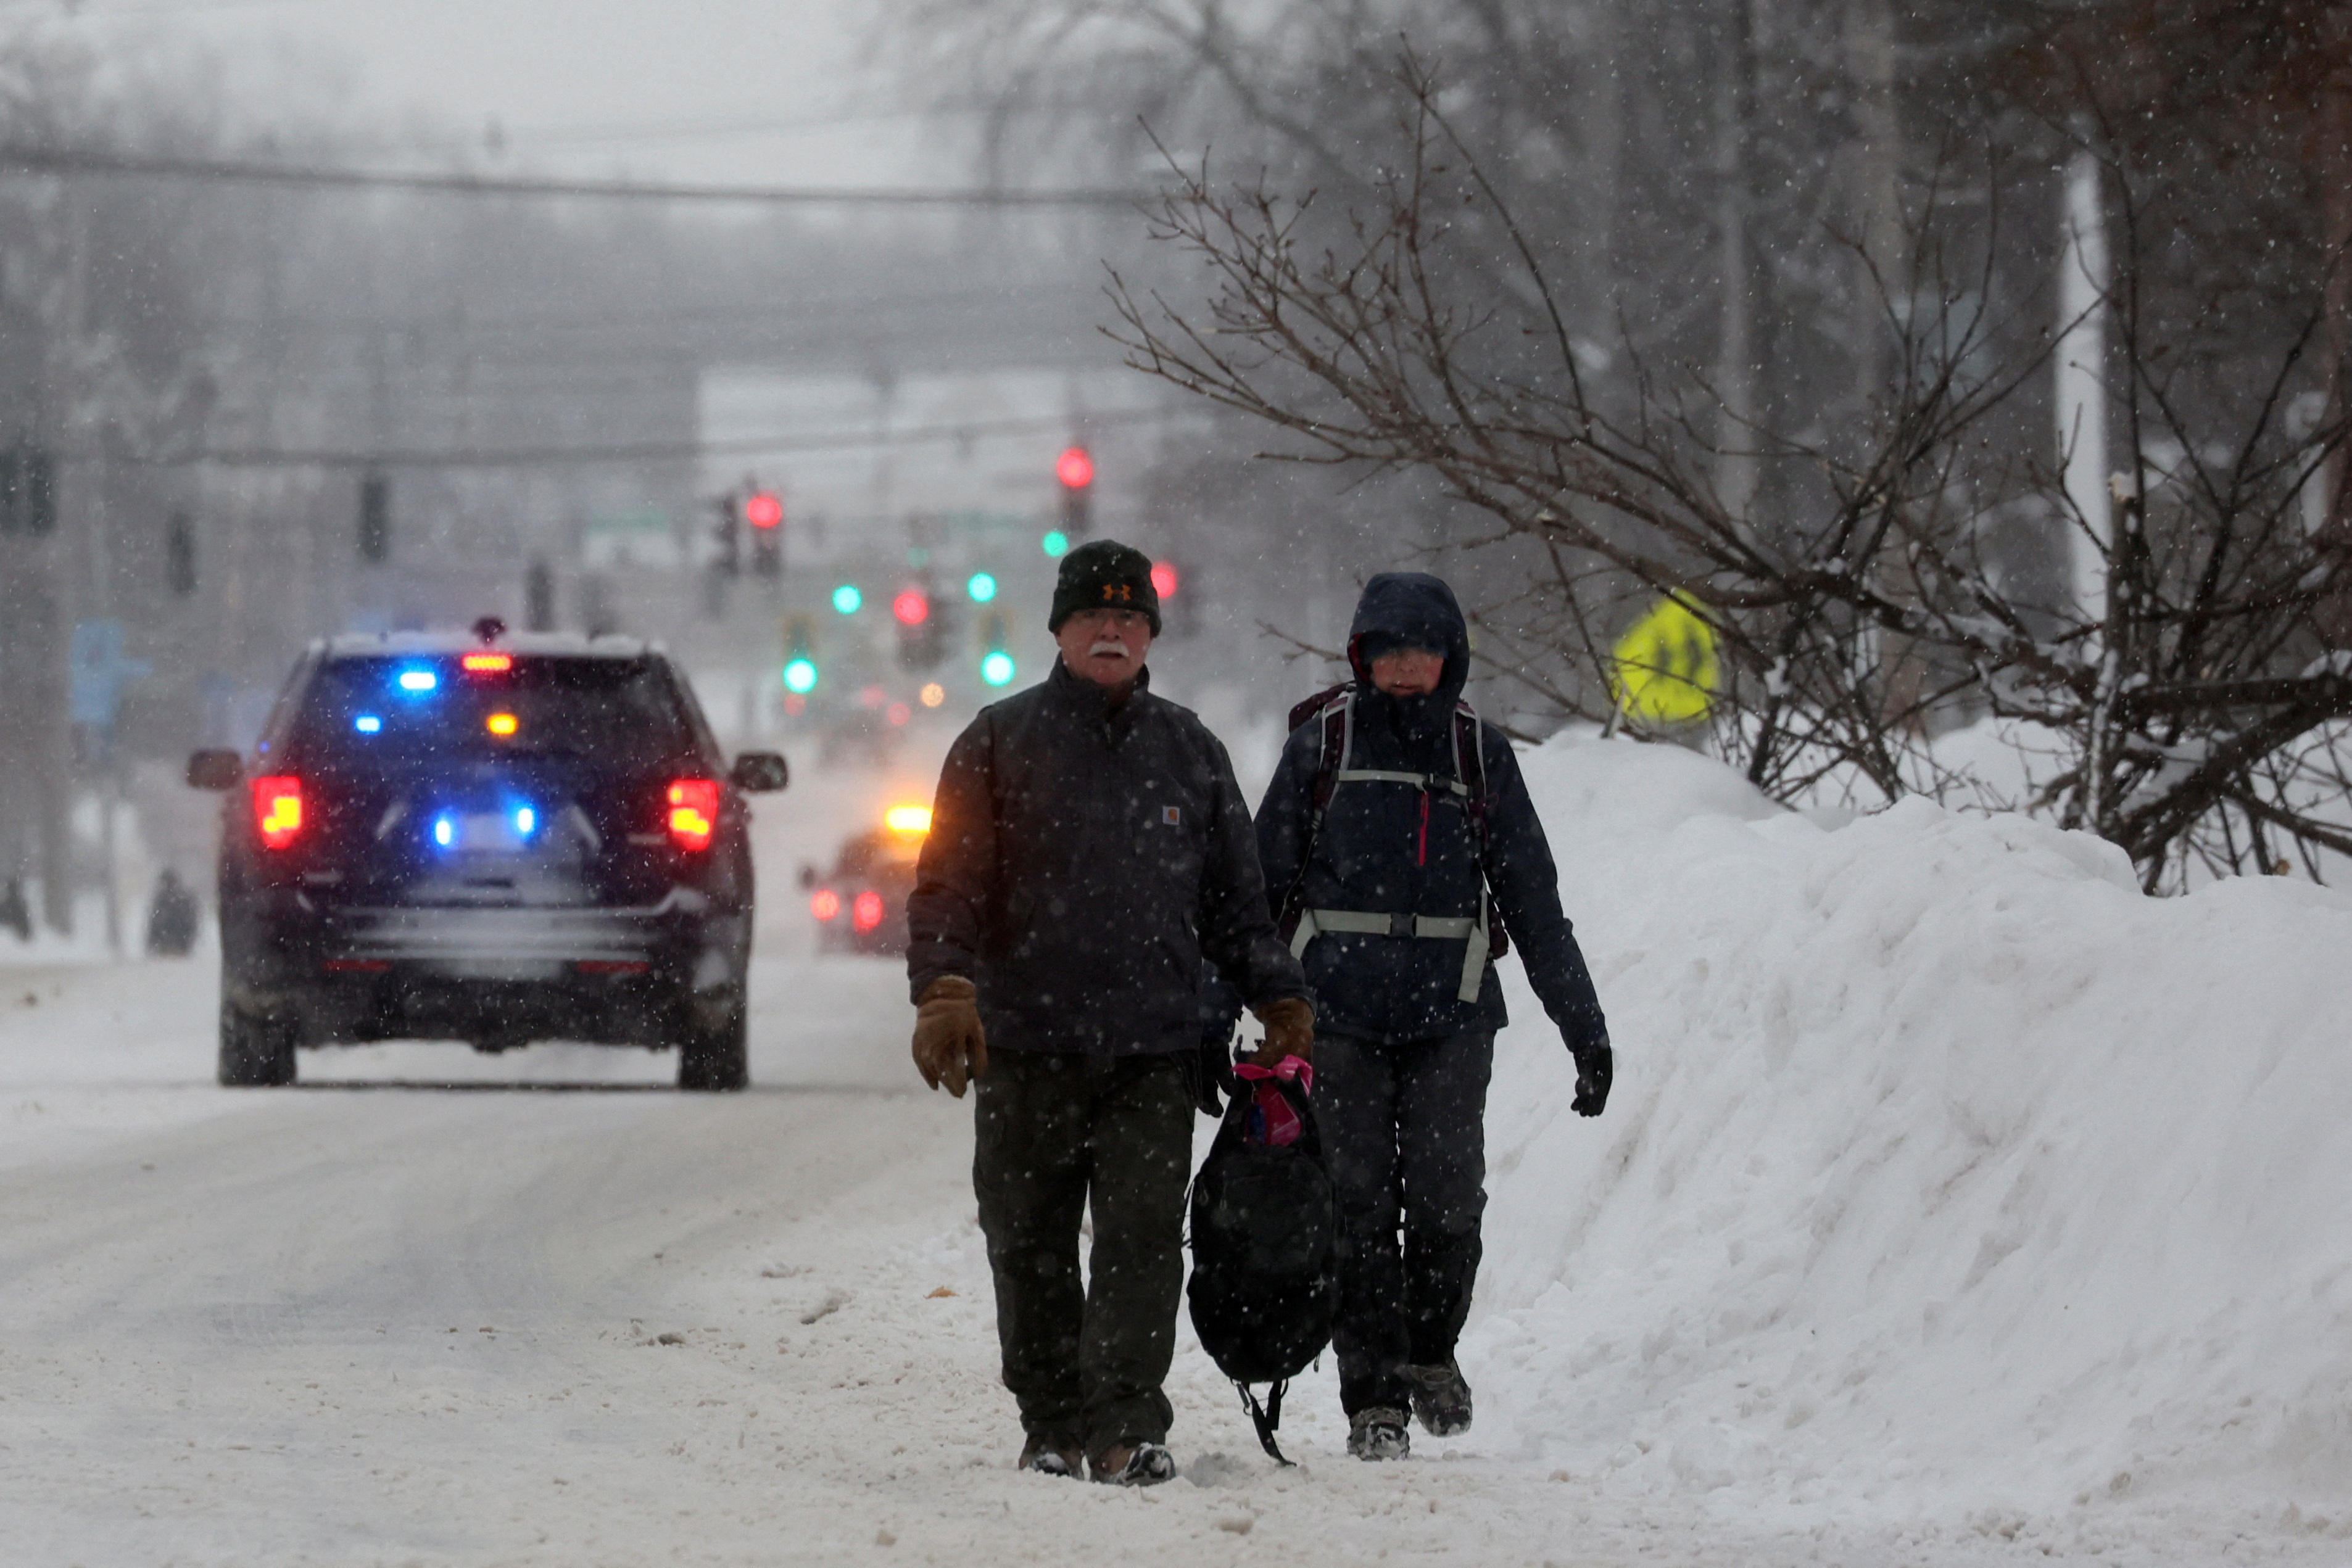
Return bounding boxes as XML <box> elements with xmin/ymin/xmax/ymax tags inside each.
<box><xmin>905</xmin><ymin>540</ymin><xmax>1314</xmax><ymax>1486</ymax></box>
<box><xmin>1250</xmin><ymin>571</ymin><xmax>1610</xmax><ymax>1461</ymax></box>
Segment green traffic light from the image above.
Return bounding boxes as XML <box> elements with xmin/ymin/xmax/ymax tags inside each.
<box><xmin>966</xmin><ymin>571</ymin><xmax>998</xmax><ymax>603</ymax></box>
<box><xmin>782</xmin><ymin>656</ymin><xmax>819</xmax><ymax>695</ymax></box>
<box><xmin>1040</xmin><ymin>531</ymin><xmax>1069</xmax><ymax>558</ymax></box>
<box><xmin>981</xmin><ymin>650</ymin><xmax>1017</xmax><ymax>688</ymax></box>
<box><xmin>832</xmin><ymin>584</ymin><xmax>863</xmax><ymax>614</ymax></box>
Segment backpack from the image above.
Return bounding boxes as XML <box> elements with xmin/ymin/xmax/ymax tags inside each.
<box><xmin>1186</xmin><ymin>1060</ymin><xmax>1336</xmax><ymax>1464</ymax></box>
<box><xmin>1275</xmin><ymin>684</ymin><xmax>1511</xmax><ymax>986</ymax></box>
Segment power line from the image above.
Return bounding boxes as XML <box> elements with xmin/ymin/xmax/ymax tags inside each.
<box><xmin>93</xmin><ymin>405</ymin><xmax>1172</xmax><ymax>471</ymax></box>
<box><xmin>0</xmin><ymin>144</ymin><xmax>1150</xmax><ymax>208</ymax></box>
<box><xmin>187</xmin><ymin>278</ymin><xmax>1101</xmax><ymax>336</ymax></box>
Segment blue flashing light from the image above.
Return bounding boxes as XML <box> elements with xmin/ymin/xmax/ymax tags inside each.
<box><xmin>433</xmin><ymin>815</ymin><xmax>455</xmax><ymax>849</ymax></box>
<box><xmin>782</xmin><ymin>656</ymin><xmax>819</xmax><ymax>695</ymax></box>
<box><xmin>397</xmin><ymin>667</ymin><xmax>439</xmax><ymax>693</ymax></box>
<box><xmin>981</xmin><ymin>650</ymin><xmax>1017</xmax><ymax>688</ymax></box>
<box><xmin>354</xmin><ymin>714</ymin><xmax>383</xmax><ymax>733</ymax></box>
<box><xmin>831</xmin><ymin>584</ymin><xmax>863</xmax><ymax>615</ymax></box>
<box><xmin>514</xmin><ymin>806</ymin><xmax>536</xmax><ymax>836</ymax></box>
<box><xmin>1041</xmin><ymin>531</ymin><xmax>1069</xmax><ymax>558</ymax></box>
<box><xmin>966</xmin><ymin>571</ymin><xmax>998</xmax><ymax>604</ymax></box>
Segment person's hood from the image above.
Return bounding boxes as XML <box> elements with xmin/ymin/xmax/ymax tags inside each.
<box><xmin>1346</xmin><ymin>572</ymin><xmax>1470</xmax><ymax>710</ymax></box>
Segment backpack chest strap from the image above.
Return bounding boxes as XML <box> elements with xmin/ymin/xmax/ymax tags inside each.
<box><xmin>1331</xmin><ymin>768</ymin><xmax>1470</xmax><ymax>796</ymax></box>
<box><xmin>1287</xmin><ymin>887</ymin><xmax>1491</xmax><ymax>1004</ymax></box>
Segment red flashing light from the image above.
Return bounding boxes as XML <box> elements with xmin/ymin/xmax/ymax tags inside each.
<box><xmin>892</xmin><ymin>588</ymin><xmax>930</xmax><ymax>625</ymax></box>
<box><xmin>462</xmin><ymin>652</ymin><xmax>512</xmax><ymax>673</ymax></box>
<box><xmin>745</xmin><ymin>491</ymin><xmax>783</xmax><ymax>530</ymax></box>
<box><xmin>1151</xmin><ymin>561</ymin><xmax>1179</xmax><ymax>598</ymax></box>
<box><xmin>887</xmin><ymin>702</ymin><xmax>912</xmax><ymax>727</ymax></box>
<box><xmin>851</xmin><ymin>889</ymin><xmax>886</xmax><ymax>933</ymax></box>
<box><xmin>810</xmin><ymin>888</ymin><xmax>842</xmax><ymax>922</ymax></box>
<box><xmin>666</xmin><ymin>778</ymin><xmax>719</xmax><ymax>851</ymax></box>
<box><xmin>252</xmin><ymin>776</ymin><xmax>304</xmax><ymax>850</ymax></box>
<box><xmin>1056</xmin><ymin>445</ymin><xmax>1094</xmax><ymax>490</ymax></box>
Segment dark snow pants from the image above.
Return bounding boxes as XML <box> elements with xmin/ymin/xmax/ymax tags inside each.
<box><xmin>972</xmin><ymin>1046</ymin><xmax>1194</xmax><ymax>1457</ymax></box>
<box><xmin>1314</xmin><ymin>1029</ymin><xmax>1494</xmax><ymax>1417</ymax></box>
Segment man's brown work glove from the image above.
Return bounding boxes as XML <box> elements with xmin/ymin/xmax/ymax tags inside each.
<box><xmin>912</xmin><ymin>975</ymin><xmax>988</xmax><ymax>1097</ymax></box>
<box><xmin>1246</xmin><ymin>995</ymin><xmax>1315</xmax><ymax>1067</ymax></box>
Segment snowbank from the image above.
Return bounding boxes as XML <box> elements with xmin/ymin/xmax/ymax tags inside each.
<box><xmin>1471</xmin><ymin>730</ymin><xmax>2352</xmax><ymax>1533</ymax></box>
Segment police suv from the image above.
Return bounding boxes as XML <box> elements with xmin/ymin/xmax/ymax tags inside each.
<box><xmin>188</xmin><ymin>627</ymin><xmax>787</xmax><ymax>1090</ymax></box>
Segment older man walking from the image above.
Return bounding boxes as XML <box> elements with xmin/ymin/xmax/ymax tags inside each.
<box><xmin>906</xmin><ymin>539</ymin><xmax>1314</xmax><ymax>1486</ymax></box>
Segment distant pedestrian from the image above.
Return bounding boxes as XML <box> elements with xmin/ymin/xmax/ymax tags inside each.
<box><xmin>906</xmin><ymin>539</ymin><xmax>1314</xmax><ymax>1486</ymax></box>
<box><xmin>1253</xmin><ymin>572</ymin><xmax>1610</xmax><ymax>1460</ymax></box>
<box><xmin>0</xmin><ymin>875</ymin><xmax>28</xmax><ymax>943</ymax></box>
<box><xmin>145</xmin><ymin>867</ymin><xmax>200</xmax><ymax>957</ymax></box>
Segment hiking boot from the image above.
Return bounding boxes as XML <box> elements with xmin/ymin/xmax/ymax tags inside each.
<box><xmin>1347</xmin><ymin>1406</ymin><xmax>1412</xmax><ymax>1461</ymax></box>
<box><xmin>1089</xmin><ymin>1440</ymin><xmax>1177</xmax><ymax>1486</ymax></box>
<box><xmin>1018</xmin><ymin>1434</ymin><xmax>1083</xmax><ymax>1478</ymax></box>
<box><xmin>1404</xmin><ymin>1359</ymin><xmax>1473</xmax><ymax>1437</ymax></box>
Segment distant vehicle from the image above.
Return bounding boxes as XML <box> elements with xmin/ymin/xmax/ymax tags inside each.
<box><xmin>188</xmin><ymin>625</ymin><xmax>789</xmax><ymax>1090</ymax></box>
<box><xmin>805</xmin><ymin>805</ymin><xmax>928</xmax><ymax>955</ymax></box>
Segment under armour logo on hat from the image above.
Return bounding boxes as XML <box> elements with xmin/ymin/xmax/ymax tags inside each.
<box><xmin>1104</xmin><ymin>584</ymin><xmax>1133</xmax><ymax>602</ymax></box>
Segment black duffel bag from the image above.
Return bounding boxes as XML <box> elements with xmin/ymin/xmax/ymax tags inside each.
<box><xmin>1186</xmin><ymin>1060</ymin><xmax>1336</xmax><ymax>1464</ymax></box>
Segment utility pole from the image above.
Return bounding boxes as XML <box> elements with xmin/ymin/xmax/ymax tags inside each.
<box><xmin>1712</xmin><ymin>0</ymin><xmax>1761</xmax><ymax>524</ymax></box>
<box><xmin>4</xmin><ymin>175</ymin><xmax>91</xmax><ymax>938</ymax></box>
<box><xmin>1844</xmin><ymin>0</ymin><xmax>1923</xmax><ymax>727</ymax></box>
<box><xmin>2057</xmin><ymin>147</ymin><xmax>2111</xmax><ymax>629</ymax></box>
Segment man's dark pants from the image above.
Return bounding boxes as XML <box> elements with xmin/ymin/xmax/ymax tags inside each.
<box><xmin>973</xmin><ymin>1045</ymin><xmax>1195</xmax><ymax>1456</ymax></box>
<box><xmin>1314</xmin><ymin>1029</ymin><xmax>1494</xmax><ymax>1417</ymax></box>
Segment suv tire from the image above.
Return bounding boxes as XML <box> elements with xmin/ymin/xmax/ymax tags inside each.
<box><xmin>219</xmin><ymin>1001</ymin><xmax>297</xmax><ymax>1087</ymax></box>
<box><xmin>678</xmin><ymin>1001</ymin><xmax>748</xmax><ymax>1092</ymax></box>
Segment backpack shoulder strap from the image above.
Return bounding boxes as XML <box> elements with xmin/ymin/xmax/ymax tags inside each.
<box><xmin>1453</xmin><ymin>701</ymin><xmax>1512</xmax><ymax>964</ymax></box>
<box><xmin>1312</xmin><ymin>688</ymin><xmax>1354</xmax><ymax>813</ymax></box>
<box><xmin>1452</xmin><ymin>700</ymin><xmax>1488</xmax><ymax>843</ymax></box>
<box><xmin>1276</xmin><ymin>688</ymin><xmax>1354</xmax><ymax>941</ymax></box>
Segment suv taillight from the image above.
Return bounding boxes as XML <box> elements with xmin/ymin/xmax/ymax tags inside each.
<box><xmin>252</xmin><ymin>776</ymin><xmax>304</xmax><ymax>850</ymax></box>
<box><xmin>666</xmin><ymin>778</ymin><xmax>719</xmax><ymax>851</ymax></box>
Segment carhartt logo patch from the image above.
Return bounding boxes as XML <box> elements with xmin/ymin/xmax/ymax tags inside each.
<box><xmin>1161</xmin><ymin>806</ymin><xmax>1182</xmax><ymax>826</ymax></box>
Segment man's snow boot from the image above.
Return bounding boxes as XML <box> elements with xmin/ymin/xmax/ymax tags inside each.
<box><xmin>1404</xmin><ymin>1360</ymin><xmax>1473</xmax><ymax>1437</ymax></box>
<box><xmin>1019</xmin><ymin>1434</ymin><xmax>1083</xmax><ymax>1478</ymax></box>
<box><xmin>1348</xmin><ymin>1407</ymin><xmax>1412</xmax><ymax>1461</ymax></box>
<box><xmin>1090</xmin><ymin>1440</ymin><xmax>1178</xmax><ymax>1486</ymax></box>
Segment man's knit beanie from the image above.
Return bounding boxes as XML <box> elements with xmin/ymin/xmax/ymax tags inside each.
<box><xmin>1048</xmin><ymin>539</ymin><xmax>1161</xmax><ymax>637</ymax></box>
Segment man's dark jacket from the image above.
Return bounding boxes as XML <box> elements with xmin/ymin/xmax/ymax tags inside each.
<box><xmin>1253</xmin><ymin>572</ymin><xmax>1607</xmax><ymax>1050</ymax></box>
<box><xmin>908</xmin><ymin>658</ymin><xmax>1308</xmax><ymax>1057</ymax></box>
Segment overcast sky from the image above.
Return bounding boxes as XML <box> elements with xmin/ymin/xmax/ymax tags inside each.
<box><xmin>37</xmin><ymin>0</ymin><xmax>954</xmax><ymax>188</ymax></box>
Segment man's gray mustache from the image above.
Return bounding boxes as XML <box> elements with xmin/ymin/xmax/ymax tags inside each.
<box><xmin>1089</xmin><ymin>642</ymin><xmax>1131</xmax><ymax>658</ymax></box>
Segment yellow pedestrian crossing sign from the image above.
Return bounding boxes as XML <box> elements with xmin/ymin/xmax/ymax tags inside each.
<box><xmin>1609</xmin><ymin>593</ymin><xmax>1720</xmax><ymax>726</ymax></box>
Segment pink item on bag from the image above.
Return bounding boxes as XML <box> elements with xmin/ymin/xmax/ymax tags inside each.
<box><xmin>1232</xmin><ymin>1056</ymin><xmax>1314</xmax><ymax>1147</ymax></box>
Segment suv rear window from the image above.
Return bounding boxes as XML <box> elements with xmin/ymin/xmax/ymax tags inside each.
<box><xmin>284</xmin><ymin>655</ymin><xmax>700</xmax><ymax>772</ymax></box>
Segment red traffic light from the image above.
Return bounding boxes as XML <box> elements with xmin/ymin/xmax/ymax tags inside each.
<box><xmin>745</xmin><ymin>491</ymin><xmax>783</xmax><ymax>530</ymax></box>
<box><xmin>892</xmin><ymin>587</ymin><xmax>930</xmax><ymax>625</ymax></box>
<box><xmin>1056</xmin><ymin>445</ymin><xmax>1094</xmax><ymax>490</ymax></box>
<box><xmin>1151</xmin><ymin>561</ymin><xmax>1179</xmax><ymax>598</ymax></box>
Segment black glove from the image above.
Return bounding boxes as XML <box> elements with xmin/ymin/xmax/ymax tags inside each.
<box><xmin>1570</xmin><ymin>1036</ymin><xmax>1612</xmax><ymax>1117</ymax></box>
<box><xmin>1193</xmin><ymin>1037</ymin><xmax>1235</xmax><ymax>1117</ymax></box>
